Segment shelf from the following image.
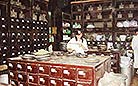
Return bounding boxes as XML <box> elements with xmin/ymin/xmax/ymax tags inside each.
<box><xmin>71</xmin><ymin>11</ymin><xmax>83</xmax><ymax>14</ymax></box>
<box><xmin>62</xmin><ymin>12</ymin><xmax>71</xmax><ymax>22</ymax></box>
<box><xmin>114</xmin><ymin>41</ymin><xmax>132</xmax><ymax>43</ymax></box>
<box><xmin>10</xmin><ymin>4</ymin><xmax>31</xmax><ymax>11</ymax></box>
<box><xmin>84</xmin><ymin>18</ymin><xmax>112</xmax><ymax>22</ymax></box>
<box><xmin>62</xmin><ymin>19</ymin><xmax>70</xmax><ymax>22</ymax></box>
<box><xmin>60</xmin><ymin>12</ymin><xmax>72</xmax><ymax>44</ymax></box>
<box><xmin>115</xmin><ymin>17</ymin><xmax>138</xmax><ymax>21</ymax></box>
<box><xmin>32</xmin><ymin>9</ymin><xmax>47</xmax><ymax>14</ymax></box>
<box><xmin>115</xmin><ymin>27</ymin><xmax>138</xmax><ymax>29</ymax></box>
<box><xmin>70</xmin><ymin>0</ymin><xmax>138</xmax><ymax>73</ymax></box>
<box><xmin>116</xmin><ymin>0</ymin><xmax>138</xmax><ymax>2</ymax></box>
<box><xmin>71</xmin><ymin>20</ymin><xmax>83</xmax><ymax>22</ymax></box>
<box><xmin>84</xmin><ymin>9</ymin><xmax>112</xmax><ymax>13</ymax></box>
<box><xmin>116</xmin><ymin>7</ymin><xmax>138</xmax><ymax>11</ymax></box>
<box><xmin>34</xmin><ymin>0</ymin><xmax>49</xmax><ymax>3</ymax></box>
<box><xmin>0</xmin><ymin>0</ymin><xmax>49</xmax><ymax>61</ymax></box>
<box><xmin>71</xmin><ymin>0</ymin><xmax>111</xmax><ymax>4</ymax></box>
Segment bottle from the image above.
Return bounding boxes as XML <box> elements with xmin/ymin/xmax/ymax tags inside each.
<box><xmin>119</xmin><ymin>3</ymin><xmax>124</xmax><ymax>9</ymax></box>
<box><xmin>86</xmin><ymin>13</ymin><xmax>90</xmax><ymax>20</ymax></box>
<box><xmin>97</xmin><ymin>4</ymin><xmax>102</xmax><ymax>10</ymax></box>
<box><xmin>128</xmin><ymin>11</ymin><xmax>133</xmax><ymax>18</ymax></box>
<box><xmin>48</xmin><ymin>44</ymin><xmax>53</xmax><ymax>53</ymax></box>
<box><xmin>97</xmin><ymin>13</ymin><xmax>102</xmax><ymax>19</ymax></box>
<box><xmin>129</xmin><ymin>2</ymin><xmax>134</xmax><ymax>8</ymax></box>
<box><xmin>117</xmin><ymin>12</ymin><xmax>122</xmax><ymax>18</ymax></box>
<box><xmin>88</xmin><ymin>5</ymin><xmax>93</xmax><ymax>11</ymax></box>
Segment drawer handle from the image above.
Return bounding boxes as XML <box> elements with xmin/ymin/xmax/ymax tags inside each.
<box><xmin>2</xmin><ymin>18</ymin><xmax>5</xmax><ymax>20</ymax></box>
<box><xmin>27</xmin><ymin>66</ymin><xmax>32</xmax><ymax>71</ymax></box>
<box><xmin>18</xmin><ymin>74</ymin><xmax>23</xmax><ymax>80</ymax></box>
<box><xmin>78</xmin><ymin>71</ymin><xmax>85</xmax><ymax>76</ymax></box>
<box><xmin>111</xmin><ymin>61</ymin><xmax>114</xmax><ymax>65</ymax></box>
<box><xmin>77</xmin><ymin>84</ymin><xmax>83</xmax><ymax>86</ymax></box>
<box><xmin>51</xmin><ymin>68</ymin><xmax>57</xmax><ymax>73</ymax></box>
<box><xmin>9</xmin><ymin>63</ymin><xmax>13</xmax><ymax>68</ymax></box>
<box><xmin>11</xmin><ymin>81</ymin><xmax>16</xmax><ymax>85</ymax></box>
<box><xmin>29</xmin><ymin>76</ymin><xmax>34</xmax><ymax>81</ymax></box>
<box><xmin>17</xmin><ymin>64</ymin><xmax>22</xmax><ymax>69</ymax></box>
<box><xmin>20</xmin><ymin>84</ymin><xmax>23</xmax><ymax>86</ymax></box>
<box><xmin>10</xmin><ymin>72</ymin><xmax>14</xmax><ymax>77</ymax></box>
<box><xmin>110</xmin><ymin>55</ymin><xmax>114</xmax><ymax>57</ymax></box>
<box><xmin>40</xmin><ymin>78</ymin><xmax>45</xmax><ymax>83</ymax></box>
<box><xmin>50</xmin><ymin>80</ymin><xmax>56</xmax><ymax>85</ymax></box>
<box><xmin>64</xmin><ymin>82</ymin><xmax>70</xmax><ymax>86</ymax></box>
<box><xmin>22</xmin><ymin>20</ymin><xmax>24</xmax><ymax>22</ymax></box>
<box><xmin>39</xmin><ymin>67</ymin><xmax>44</xmax><ymax>72</ymax></box>
<box><xmin>63</xmin><ymin>70</ymin><xmax>70</xmax><ymax>75</ymax></box>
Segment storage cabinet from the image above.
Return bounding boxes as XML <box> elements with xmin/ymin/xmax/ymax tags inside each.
<box><xmin>0</xmin><ymin>0</ymin><xmax>49</xmax><ymax>72</ymax></box>
<box><xmin>9</xmin><ymin>0</ymin><xmax>49</xmax><ymax>57</ymax></box>
<box><xmin>70</xmin><ymin>0</ymin><xmax>138</xmax><ymax>73</ymax></box>
<box><xmin>70</xmin><ymin>0</ymin><xmax>138</xmax><ymax>50</ymax></box>
<box><xmin>71</xmin><ymin>0</ymin><xmax>114</xmax><ymax>51</ymax></box>
<box><xmin>61</xmin><ymin>12</ymin><xmax>72</xmax><ymax>41</ymax></box>
<box><xmin>0</xmin><ymin>0</ymin><xmax>49</xmax><ymax>75</ymax></box>
<box><xmin>10</xmin><ymin>0</ymin><xmax>31</xmax><ymax>19</ymax></box>
<box><xmin>71</xmin><ymin>2</ymin><xmax>83</xmax><ymax>30</ymax></box>
<box><xmin>71</xmin><ymin>0</ymin><xmax>118</xmax><ymax>73</ymax></box>
<box><xmin>8</xmin><ymin>55</ymin><xmax>111</xmax><ymax>86</ymax></box>
<box><xmin>0</xmin><ymin>0</ymin><xmax>9</xmax><ymax>61</ymax></box>
<box><xmin>114</xmin><ymin>0</ymin><xmax>138</xmax><ymax>51</ymax></box>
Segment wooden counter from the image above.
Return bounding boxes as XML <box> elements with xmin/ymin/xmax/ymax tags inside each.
<box><xmin>87</xmin><ymin>49</ymin><xmax>121</xmax><ymax>73</ymax></box>
<box><xmin>7</xmin><ymin>55</ymin><xmax>111</xmax><ymax>86</ymax></box>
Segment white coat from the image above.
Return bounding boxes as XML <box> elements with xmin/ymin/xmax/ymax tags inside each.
<box><xmin>132</xmin><ymin>35</ymin><xmax>138</xmax><ymax>68</ymax></box>
<box><xmin>67</xmin><ymin>37</ymin><xmax>88</xmax><ymax>54</ymax></box>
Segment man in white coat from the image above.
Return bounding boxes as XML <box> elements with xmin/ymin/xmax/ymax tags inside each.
<box><xmin>132</xmin><ymin>28</ymin><xmax>138</xmax><ymax>74</ymax></box>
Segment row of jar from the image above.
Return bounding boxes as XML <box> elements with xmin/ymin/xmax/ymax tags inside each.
<box><xmin>10</xmin><ymin>9</ymin><xmax>48</xmax><ymax>22</ymax></box>
<box><xmin>72</xmin><ymin>1</ymin><xmax>136</xmax><ymax>12</ymax></box>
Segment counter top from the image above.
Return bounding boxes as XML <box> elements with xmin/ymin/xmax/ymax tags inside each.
<box><xmin>8</xmin><ymin>54</ymin><xmax>110</xmax><ymax>68</ymax></box>
<box><xmin>47</xmin><ymin>55</ymin><xmax>110</xmax><ymax>67</ymax></box>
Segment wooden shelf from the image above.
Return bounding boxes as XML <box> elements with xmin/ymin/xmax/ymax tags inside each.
<box><xmin>70</xmin><ymin>0</ymin><xmax>138</xmax><ymax>73</ymax></box>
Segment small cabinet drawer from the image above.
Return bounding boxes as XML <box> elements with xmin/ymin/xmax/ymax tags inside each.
<box><xmin>27</xmin><ymin>63</ymin><xmax>38</xmax><ymax>73</ymax></box>
<box><xmin>62</xmin><ymin>66</ymin><xmax>76</xmax><ymax>80</ymax></box>
<box><xmin>38</xmin><ymin>64</ymin><xmax>49</xmax><ymax>75</ymax></box>
<box><xmin>28</xmin><ymin>83</ymin><xmax>38</xmax><ymax>86</ymax></box>
<box><xmin>28</xmin><ymin>74</ymin><xmax>38</xmax><ymax>84</ymax></box>
<box><xmin>17</xmin><ymin>72</ymin><xmax>27</xmax><ymax>82</ymax></box>
<box><xmin>39</xmin><ymin>75</ymin><xmax>49</xmax><ymax>85</ymax></box>
<box><xmin>9</xmin><ymin>71</ymin><xmax>17</xmax><ymax>80</ymax></box>
<box><xmin>76</xmin><ymin>81</ymin><xmax>92</xmax><ymax>86</ymax></box>
<box><xmin>17</xmin><ymin>62</ymin><xmax>26</xmax><ymax>71</ymax></box>
<box><xmin>18</xmin><ymin>82</ymin><xmax>28</xmax><ymax>86</ymax></box>
<box><xmin>50</xmin><ymin>66</ymin><xmax>62</xmax><ymax>78</ymax></box>
<box><xmin>8</xmin><ymin>61</ymin><xmax>17</xmax><ymax>70</ymax></box>
<box><xmin>77</xmin><ymin>68</ymin><xmax>93</xmax><ymax>81</ymax></box>
<box><xmin>10</xmin><ymin>80</ymin><xmax>18</xmax><ymax>86</ymax></box>
<box><xmin>49</xmin><ymin>78</ymin><xmax>62</xmax><ymax>86</ymax></box>
<box><xmin>62</xmin><ymin>80</ymin><xmax>76</xmax><ymax>86</ymax></box>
